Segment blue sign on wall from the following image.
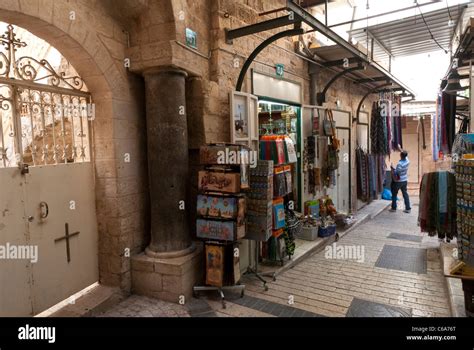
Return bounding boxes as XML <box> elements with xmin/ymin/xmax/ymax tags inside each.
<box><xmin>186</xmin><ymin>28</ymin><xmax>197</xmax><ymax>49</ymax></box>
<box><xmin>275</xmin><ymin>64</ymin><xmax>284</xmax><ymax>77</ymax></box>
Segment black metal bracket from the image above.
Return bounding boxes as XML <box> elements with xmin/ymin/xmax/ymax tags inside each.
<box><xmin>355</xmin><ymin>82</ymin><xmax>392</xmax><ymax>123</ymax></box>
<box><xmin>236</xmin><ymin>27</ymin><xmax>304</xmax><ymax>91</ymax></box>
<box><xmin>225</xmin><ymin>15</ymin><xmax>301</xmax><ymax>44</ymax></box>
<box><xmin>316</xmin><ymin>64</ymin><xmax>365</xmax><ymax>105</ymax></box>
<box><xmin>322</xmin><ymin>57</ymin><xmax>362</xmax><ymax>67</ymax></box>
<box><xmin>355</xmin><ymin>76</ymin><xmax>389</xmax><ymax>84</ymax></box>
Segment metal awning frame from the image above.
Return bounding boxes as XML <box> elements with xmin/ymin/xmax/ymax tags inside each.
<box><xmin>224</xmin><ymin>1</ymin><xmax>415</xmax><ymax>96</ymax></box>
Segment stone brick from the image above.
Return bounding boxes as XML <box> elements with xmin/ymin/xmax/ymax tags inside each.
<box><xmin>100</xmin><ymin>272</ymin><xmax>121</xmax><ymax>287</ymax></box>
<box><xmin>99</xmin><ymin>34</ymin><xmax>126</xmax><ymax>60</ymax></box>
<box><xmin>132</xmin><ymin>270</ymin><xmax>163</xmax><ymax>294</ymax></box>
<box><xmin>51</xmin><ymin>0</ymin><xmax>74</xmax><ymax>34</ymax></box>
<box><xmin>93</xmin><ymin>118</ymin><xmax>115</xmax><ymax>141</ymax></box>
<box><xmin>19</xmin><ymin>0</ymin><xmax>39</xmax><ymax>17</ymax></box>
<box><xmin>131</xmin><ymin>254</ymin><xmax>154</xmax><ymax>272</ymax></box>
<box><xmin>82</xmin><ymin>32</ymin><xmax>102</xmax><ymax>61</ymax></box>
<box><xmin>94</xmin><ymin>138</ymin><xmax>115</xmax><ymax>160</ymax></box>
<box><xmin>120</xmin><ymin>271</ymin><xmax>132</xmax><ymax>292</ymax></box>
<box><xmin>95</xmin><ymin>177</ymin><xmax>118</xmax><ymax>198</ymax></box>
<box><xmin>113</xmin><ymin>119</ymin><xmax>140</xmax><ymax>139</ymax></box>
<box><xmin>117</xmin><ymin>176</ymin><xmax>145</xmax><ymax>196</ymax></box>
<box><xmin>96</xmin><ymin>196</ymin><xmax>118</xmax><ymax>218</ymax></box>
<box><xmin>95</xmin><ymin>159</ymin><xmax>117</xmax><ymax>178</ymax></box>
<box><xmin>37</xmin><ymin>0</ymin><xmax>53</xmax><ymax>22</ymax></box>
<box><xmin>117</xmin><ymin>193</ymin><xmax>144</xmax><ymax>217</ymax></box>
<box><xmin>1</xmin><ymin>0</ymin><xmax>20</xmax><ymax>11</ymax></box>
<box><xmin>105</xmin><ymin>217</ymin><xmax>121</xmax><ymax>237</ymax></box>
<box><xmin>162</xmin><ymin>274</ymin><xmax>183</xmax><ymax>293</ymax></box>
<box><xmin>68</xmin><ymin>18</ymin><xmax>90</xmax><ymax>47</ymax></box>
<box><xmin>120</xmin><ymin>212</ymin><xmax>143</xmax><ymax>233</ymax></box>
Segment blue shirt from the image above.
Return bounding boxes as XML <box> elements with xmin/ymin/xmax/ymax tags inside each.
<box><xmin>394</xmin><ymin>158</ymin><xmax>410</xmax><ymax>182</ymax></box>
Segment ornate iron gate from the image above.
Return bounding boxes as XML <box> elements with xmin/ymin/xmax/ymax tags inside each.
<box><xmin>0</xmin><ymin>24</ymin><xmax>98</xmax><ymax>316</ymax></box>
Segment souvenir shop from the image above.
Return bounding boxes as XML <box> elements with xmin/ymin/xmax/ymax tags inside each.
<box><xmin>193</xmin><ymin>73</ymin><xmax>357</xmax><ymax>293</ymax></box>
<box><xmin>416</xmin><ymin>51</ymin><xmax>474</xmax><ymax>315</ymax></box>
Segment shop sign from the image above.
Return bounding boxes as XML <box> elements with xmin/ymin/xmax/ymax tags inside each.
<box><xmin>275</xmin><ymin>63</ymin><xmax>284</xmax><ymax>77</ymax></box>
<box><xmin>185</xmin><ymin>28</ymin><xmax>197</xmax><ymax>49</ymax></box>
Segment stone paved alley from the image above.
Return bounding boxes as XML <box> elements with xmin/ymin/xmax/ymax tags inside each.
<box><xmin>99</xmin><ymin>199</ymin><xmax>451</xmax><ymax>318</ymax></box>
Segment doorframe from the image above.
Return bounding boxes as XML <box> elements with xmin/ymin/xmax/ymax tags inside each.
<box><xmin>255</xmin><ymin>96</ymin><xmax>303</xmax><ymax>211</ymax></box>
<box><xmin>336</xmin><ymin>124</ymin><xmax>352</xmax><ymax>213</ymax></box>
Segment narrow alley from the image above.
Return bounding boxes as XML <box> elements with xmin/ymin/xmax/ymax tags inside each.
<box><xmin>99</xmin><ymin>198</ymin><xmax>451</xmax><ymax>318</ymax></box>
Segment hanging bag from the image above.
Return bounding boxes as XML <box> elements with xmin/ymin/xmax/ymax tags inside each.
<box><xmin>323</xmin><ymin>109</ymin><xmax>335</xmax><ymax>136</ymax></box>
<box><xmin>327</xmin><ymin>109</ymin><xmax>341</xmax><ymax>151</ymax></box>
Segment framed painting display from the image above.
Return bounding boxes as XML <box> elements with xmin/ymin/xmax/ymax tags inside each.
<box><xmin>230</xmin><ymin>91</ymin><xmax>259</xmax><ymax>151</ymax></box>
<box><xmin>205</xmin><ymin>243</ymin><xmax>224</xmax><ymax>287</ymax></box>
<box><xmin>233</xmin><ymin>94</ymin><xmax>248</xmax><ymax>139</ymax></box>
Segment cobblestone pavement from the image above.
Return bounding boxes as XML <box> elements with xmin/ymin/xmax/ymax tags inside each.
<box><xmin>229</xmin><ymin>198</ymin><xmax>451</xmax><ymax>317</ymax></box>
<box><xmin>98</xmin><ymin>295</ymin><xmax>190</xmax><ymax>317</ymax></box>
<box><xmin>98</xmin><ymin>198</ymin><xmax>451</xmax><ymax>317</ymax></box>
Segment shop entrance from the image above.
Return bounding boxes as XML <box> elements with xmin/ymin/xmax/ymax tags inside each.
<box><xmin>301</xmin><ymin>106</ymin><xmax>352</xmax><ymax>214</ymax></box>
<box><xmin>257</xmin><ymin>100</ymin><xmax>301</xmax><ymax>210</ymax></box>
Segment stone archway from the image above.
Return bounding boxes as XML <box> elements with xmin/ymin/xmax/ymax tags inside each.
<box><xmin>0</xmin><ymin>1</ymin><xmax>147</xmax><ymax>296</ymax></box>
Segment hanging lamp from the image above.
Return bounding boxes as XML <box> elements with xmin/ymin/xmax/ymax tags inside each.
<box><xmin>443</xmin><ymin>68</ymin><xmax>463</xmax><ymax>94</ymax></box>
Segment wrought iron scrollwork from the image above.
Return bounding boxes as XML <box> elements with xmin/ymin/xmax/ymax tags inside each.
<box><xmin>0</xmin><ymin>24</ymin><xmax>91</xmax><ymax>168</ymax></box>
<box><xmin>0</xmin><ymin>24</ymin><xmax>86</xmax><ymax>92</ymax></box>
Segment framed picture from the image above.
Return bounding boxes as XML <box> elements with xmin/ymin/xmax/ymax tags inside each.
<box><xmin>205</xmin><ymin>244</ymin><xmax>224</xmax><ymax>287</ymax></box>
<box><xmin>233</xmin><ymin>95</ymin><xmax>248</xmax><ymax>139</ymax></box>
<box><xmin>230</xmin><ymin>91</ymin><xmax>259</xmax><ymax>152</ymax></box>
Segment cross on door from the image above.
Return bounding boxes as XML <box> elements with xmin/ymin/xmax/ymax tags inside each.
<box><xmin>54</xmin><ymin>223</ymin><xmax>80</xmax><ymax>263</ymax></box>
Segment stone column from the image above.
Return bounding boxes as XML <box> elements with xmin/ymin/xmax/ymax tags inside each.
<box><xmin>143</xmin><ymin>67</ymin><xmax>194</xmax><ymax>258</ymax></box>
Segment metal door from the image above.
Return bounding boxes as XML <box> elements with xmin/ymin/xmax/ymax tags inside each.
<box><xmin>0</xmin><ymin>24</ymin><xmax>98</xmax><ymax>316</ymax></box>
<box><xmin>336</xmin><ymin>128</ymin><xmax>350</xmax><ymax>213</ymax></box>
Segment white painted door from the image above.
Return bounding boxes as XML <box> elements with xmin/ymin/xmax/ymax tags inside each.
<box><xmin>25</xmin><ymin>164</ymin><xmax>98</xmax><ymax>313</ymax></box>
<box><xmin>336</xmin><ymin>128</ymin><xmax>350</xmax><ymax>214</ymax></box>
<box><xmin>0</xmin><ymin>84</ymin><xmax>98</xmax><ymax>316</ymax></box>
<box><xmin>326</xmin><ymin>110</ymin><xmax>351</xmax><ymax>213</ymax></box>
<box><xmin>0</xmin><ymin>168</ymin><xmax>33</xmax><ymax>316</ymax></box>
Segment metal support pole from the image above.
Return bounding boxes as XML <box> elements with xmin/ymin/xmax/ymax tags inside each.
<box><xmin>356</xmin><ymin>82</ymin><xmax>392</xmax><ymax>122</ymax></box>
<box><xmin>317</xmin><ymin>64</ymin><xmax>365</xmax><ymax>105</ymax></box>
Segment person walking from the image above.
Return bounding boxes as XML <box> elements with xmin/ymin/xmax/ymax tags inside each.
<box><xmin>390</xmin><ymin>150</ymin><xmax>411</xmax><ymax>213</ymax></box>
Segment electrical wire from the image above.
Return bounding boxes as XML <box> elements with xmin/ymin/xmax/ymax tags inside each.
<box><xmin>446</xmin><ymin>0</ymin><xmax>452</xmax><ymax>21</ymax></box>
<box><xmin>414</xmin><ymin>0</ymin><xmax>448</xmax><ymax>54</ymax></box>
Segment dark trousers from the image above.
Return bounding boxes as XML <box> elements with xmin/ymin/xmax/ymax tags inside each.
<box><xmin>391</xmin><ymin>181</ymin><xmax>411</xmax><ymax>210</ymax></box>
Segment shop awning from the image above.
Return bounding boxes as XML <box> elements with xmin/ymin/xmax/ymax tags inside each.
<box><xmin>308</xmin><ymin>44</ymin><xmax>415</xmax><ymax>95</ymax></box>
<box><xmin>348</xmin><ymin>3</ymin><xmax>473</xmax><ymax>60</ymax></box>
